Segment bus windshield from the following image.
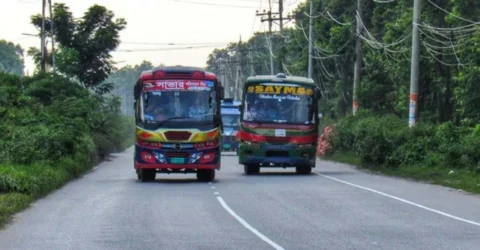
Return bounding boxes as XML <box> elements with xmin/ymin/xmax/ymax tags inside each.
<box><xmin>140</xmin><ymin>80</ymin><xmax>217</xmax><ymax>123</ymax></box>
<box><xmin>222</xmin><ymin>114</ymin><xmax>240</xmax><ymax>127</ymax></box>
<box><xmin>242</xmin><ymin>82</ymin><xmax>315</xmax><ymax>125</ymax></box>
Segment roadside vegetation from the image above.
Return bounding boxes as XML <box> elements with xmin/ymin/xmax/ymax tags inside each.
<box><xmin>206</xmin><ymin>0</ymin><xmax>480</xmax><ymax>193</ymax></box>
<box><xmin>320</xmin><ymin>111</ymin><xmax>480</xmax><ymax>194</ymax></box>
<box><xmin>0</xmin><ymin>3</ymin><xmax>134</xmax><ymax>227</ymax></box>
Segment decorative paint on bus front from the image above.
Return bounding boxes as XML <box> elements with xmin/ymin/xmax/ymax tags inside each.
<box><xmin>136</xmin><ymin>126</ymin><xmax>221</xmax><ymax>143</ymax></box>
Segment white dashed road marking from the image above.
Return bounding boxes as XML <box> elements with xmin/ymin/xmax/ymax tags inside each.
<box><xmin>217</xmin><ymin>197</ymin><xmax>285</xmax><ymax>250</ymax></box>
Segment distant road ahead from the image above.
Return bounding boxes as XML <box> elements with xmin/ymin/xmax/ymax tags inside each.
<box><xmin>1</xmin><ymin>147</ymin><xmax>479</xmax><ymax>250</ymax></box>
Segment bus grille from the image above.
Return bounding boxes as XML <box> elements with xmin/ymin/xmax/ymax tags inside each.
<box><xmin>164</xmin><ymin>131</ymin><xmax>192</xmax><ymax>141</ymax></box>
<box><xmin>165</xmin><ymin>152</ymin><xmax>190</xmax><ymax>158</ymax></box>
<box><xmin>264</xmin><ymin>136</ymin><xmax>290</xmax><ymax>144</ymax></box>
<box><xmin>265</xmin><ymin>151</ymin><xmax>289</xmax><ymax>157</ymax></box>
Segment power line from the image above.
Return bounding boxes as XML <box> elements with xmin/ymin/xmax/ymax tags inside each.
<box><xmin>165</xmin><ymin>0</ymin><xmax>258</xmax><ymax>8</ymax></box>
<box><xmin>120</xmin><ymin>41</ymin><xmax>229</xmax><ymax>46</ymax></box>
<box><xmin>115</xmin><ymin>44</ymin><xmax>223</xmax><ymax>52</ymax></box>
<box><xmin>426</xmin><ymin>0</ymin><xmax>480</xmax><ymax>24</ymax></box>
<box><xmin>223</xmin><ymin>0</ymin><xmax>264</xmax><ymax>2</ymax></box>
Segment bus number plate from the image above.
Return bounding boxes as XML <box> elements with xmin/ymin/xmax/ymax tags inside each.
<box><xmin>275</xmin><ymin>129</ymin><xmax>286</xmax><ymax>137</ymax></box>
<box><xmin>171</xmin><ymin>158</ymin><xmax>185</xmax><ymax>164</ymax></box>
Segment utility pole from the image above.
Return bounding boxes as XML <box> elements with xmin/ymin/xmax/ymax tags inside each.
<box><xmin>40</xmin><ymin>0</ymin><xmax>46</xmax><ymax>72</ymax></box>
<box><xmin>237</xmin><ymin>35</ymin><xmax>243</xmax><ymax>100</ymax></box>
<box><xmin>409</xmin><ymin>0</ymin><xmax>422</xmax><ymax>127</ymax></box>
<box><xmin>352</xmin><ymin>0</ymin><xmax>363</xmax><ymax>115</ymax></box>
<box><xmin>256</xmin><ymin>1</ymin><xmax>293</xmax><ymax>74</ymax></box>
<box><xmin>307</xmin><ymin>0</ymin><xmax>314</xmax><ymax>79</ymax></box>
<box><xmin>48</xmin><ymin>0</ymin><xmax>55</xmax><ymax>72</ymax></box>
<box><xmin>279</xmin><ymin>0</ymin><xmax>284</xmax><ymax>31</ymax></box>
<box><xmin>277</xmin><ymin>0</ymin><xmax>293</xmax><ymax>73</ymax></box>
<box><xmin>248</xmin><ymin>50</ymin><xmax>255</xmax><ymax>76</ymax></box>
<box><xmin>256</xmin><ymin>9</ymin><xmax>277</xmax><ymax>75</ymax></box>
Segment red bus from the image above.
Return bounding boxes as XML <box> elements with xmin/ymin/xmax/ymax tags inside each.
<box><xmin>133</xmin><ymin>66</ymin><xmax>225</xmax><ymax>182</ymax></box>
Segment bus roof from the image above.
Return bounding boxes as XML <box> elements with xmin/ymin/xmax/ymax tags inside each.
<box><xmin>138</xmin><ymin>65</ymin><xmax>217</xmax><ymax>81</ymax></box>
<box><xmin>151</xmin><ymin>65</ymin><xmax>206</xmax><ymax>72</ymax></box>
<box><xmin>245</xmin><ymin>73</ymin><xmax>315</xmax><ymax>86</ymax></box>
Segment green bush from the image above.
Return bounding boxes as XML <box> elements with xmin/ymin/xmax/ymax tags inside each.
<box><xmin>0</xmin><ymin>71</ymin><xmax>134</xmax><ymax>194</ymax></box>
<box><xmin>327</xmin><ymin>112</ymin><xmax>480</xmax><ymax>172</ymax></box>
<box><xmin>0</xmin><ymin>70</ymin><xmax>135</xmax><ymax>227</ymax></box>
<box><xmin>0</xmin><ymin>71</ymin><xmax>134</xmax><ymax>165</ymax></box>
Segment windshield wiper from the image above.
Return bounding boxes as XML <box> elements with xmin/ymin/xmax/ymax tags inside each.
<box><xmin>154</xmin><ymin>116</ymin><xmax>191</xmax><ymax>126</ymax></box>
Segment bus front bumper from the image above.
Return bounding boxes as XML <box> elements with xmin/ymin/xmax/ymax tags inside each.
<box><xmin>134</xmin><ymin>162</ymin><xmax>219</xmax><ymax>170</ymax></box>
<box><xmin>134</xmin><ymin>145</ymin><xmax>221</xmax><ymax>170</ymax></box>
<box><xmin>238</xmin><ymin>143</ymin><xmax>316</xmax><ymax>167</ymax></box>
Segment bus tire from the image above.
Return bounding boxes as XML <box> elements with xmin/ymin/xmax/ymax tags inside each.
<box><xmin>197</xmin><ymin>169</ymin><xmax>215</xmax><ymax>182</ymax></box>
<box><xmin>296</xmin><ymin>165</ymin><xmax>312</xmax><ymax>175</ymax></box>
<box><xmin>139</xmin><ymin>169</ymin><xmax>156</xmax><ymax>182</ymax></box>
<box><xmin>244</xmin><ymin>164</ymin><xmax>260</xmax><ymax>175</ymax></box>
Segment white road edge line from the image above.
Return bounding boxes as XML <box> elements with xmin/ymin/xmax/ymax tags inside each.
<box><xmin>315</xmin><ymin>172</ymin><xmax>480</xmax><ymax>227</ymax></box>
<box><xmin>216</xmin><ymin>197</ymin><xmax>285</xmax><ymax>250</ymax></box>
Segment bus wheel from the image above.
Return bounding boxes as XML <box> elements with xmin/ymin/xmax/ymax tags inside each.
<box><xmin>197</xmin><ymin>169</ymin><xmax>215</xmax><ymax>182</ymax></box>
<box><xmin>244</xmin><ymin>164</ymin><xmax>260</xmax><ymax>175</ymax></box>
<box><xmin>139</xmin><ymin>169</ymin><xmax>156</xmax><ymax>182</ymax></box>
<box><xmin>296</xmin><ymin>165</ymin><xmax>312</xmax><ymax>175</ymax></box>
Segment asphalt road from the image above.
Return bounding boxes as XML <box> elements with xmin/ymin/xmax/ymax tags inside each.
<box><xmin>1</xmin><ymin>147</ymin><xmax>480</xmax><ymax>250</ymax></box>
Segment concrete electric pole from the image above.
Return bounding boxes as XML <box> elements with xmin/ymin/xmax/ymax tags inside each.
<box><xmin>307</xmin><ymin>0</ymin><xmax>314</xmax><ymax>79</ymax></box>
<box><xmin>352</xmin><ymin>0</ymin><xmax>364</xmax><ymax>115</ymax></box>
<box><xmin>409</xmin><ymin>0</ymin><xmax>422</xmax><ymax>127</ymax></box>
<box><xmin>41</xmin><ymin>0</ymin><xmax>46</xmax><ymax>72</ymax></box>
<box><xmin>48</xmin><ymin>0</ymin><xmax>55</xmax><ymax>72</ymax></box>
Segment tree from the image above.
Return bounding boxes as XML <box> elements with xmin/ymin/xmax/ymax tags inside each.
<box><xmin>0</xmin><ymin>40</ymin><xmax>24</xmax><ymax>76</ymax></box>
<box><xmin>206</xmin><ymin>0</ymin><xmax>480</xmax><ymax>125</ymax></box>
<box><xmin>105</xmin><ymin>60</ymin><xmax>163</xmax><ymax>116</ymax></box>
<box><xmin>28</xmin><ymin>3</ymin><xmax>126</xmax><ymax>94</ymax></box>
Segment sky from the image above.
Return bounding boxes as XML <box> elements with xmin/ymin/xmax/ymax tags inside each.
<box><xmin>1</xmin><ymin>0</ymin><xmax>303</xmax><ymax>75</ymax></box>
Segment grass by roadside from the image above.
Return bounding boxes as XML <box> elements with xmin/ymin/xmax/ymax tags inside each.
<box><xmin>0</xmin><ymin>71</ymin><xmax>137</xmax><ymax>229</ymax></box>
<box><xmin>0</xmin><ymin>140</ymin><xmax>133</xmax><ymax>229</ymax></box>
<box><xmin>319</xmin><ymin>153</ymin><xmax>480</xmax><ymax>195</ymax></box>
<box><xmin>0</xmin><ymin>161</ymin><xmax>72</xmax><ymax>229</ymax></box>
<box><xmin>0</xmin><ymin>193</ymin><xmax>33</xmax><ymax>227</ymax></box>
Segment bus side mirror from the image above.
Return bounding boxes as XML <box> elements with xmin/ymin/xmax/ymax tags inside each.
<box><xmin>219</xmin><ymin>86</ymin><xmax>225</xmax><ymax>100</ymax></box>
<box><xmin>134</xmin><ymin>82</ymin><xmax>141</xmax><ymax>99</ymax></box>
<box><xmin>315</xmin><ymin>88</ymin><xmax>321</xmax><ymax>100</ymax></box>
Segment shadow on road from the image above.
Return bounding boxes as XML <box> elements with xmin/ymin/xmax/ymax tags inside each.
<box><xmin>134</xmin><ymin>178</ymin><xmax>220</xmax><ymax>184</ymax></box>
<box><xmin>244</xmin><ymin>172</ymin><xmax>320</xmax><ymax>177</ymax></box>
<box><xmin>316</xmin><ymin>171</ymin><xmax>354</xmax><ymax>176</ymax></box>
<box><xmin>103</xmin><ymin>154</ymin><xmax>119</xmax><ymax>162</ymax></box>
